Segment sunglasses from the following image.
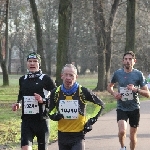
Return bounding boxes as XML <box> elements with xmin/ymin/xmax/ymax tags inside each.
<box><xmin>28</xmin><ymin>54</ymin><xmax>37</xmax><ymax>59</ymax></box>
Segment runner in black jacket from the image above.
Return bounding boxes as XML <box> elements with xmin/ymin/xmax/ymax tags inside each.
<box><xmin>12</xmin><ymin>52</ymin><xmax>56</xmax><ymax>150</ymax></box>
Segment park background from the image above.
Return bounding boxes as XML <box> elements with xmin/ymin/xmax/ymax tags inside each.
<box><xmin>0</xmin><ymin>0</ymin><xmax>150</xmax><ymax>149</ymax></box>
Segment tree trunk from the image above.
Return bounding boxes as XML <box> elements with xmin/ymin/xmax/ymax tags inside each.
<box><xmin>93</xmin><ymin>0</ymin><xmax>106</xmax><ymax>91</ymax></box>
<box><xmin>0</xmin><ymin>38</ymin><xmax>9</xmax><ymax>86</ymax></box>
<box><xmin>0</xmin><ymin>0</ymin><xmax>9</xmax><ymax>86</ymax></box>
<box><xmin>55</xmin><ymin>0</ymin><xmax>72</xmax><ymax>86</ymax></box>
<box><xmin>93</xmin><ymin>0</ymin><xmax>119</xmax><ymax>91</ymax></box>
<box><xmin>125</xmin><ymin>0</ymin><xmax>136</xmax><ymax>52</ymax></box>
<box><xmin>29</xmin><ymin>0</ymin><xmax>46</xmax><ymax>73</ymax></box>
<box><xmin>1</xmin><ymin>60</ymin><xmax>9</xmax><ymax>86</ymax></box>
<box><xmin>105</xmin><ymin>0</ymin><xmax>120</xmax><ymax>88</ymax></box>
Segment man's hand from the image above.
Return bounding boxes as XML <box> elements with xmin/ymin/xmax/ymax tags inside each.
<box><xmin>50</xmin><ymin>113</ymin><xmax>64</xmax><ymax>121</ymax></box>
<box><xmin>127</xmin><ymin>84</ymin><xmax>138</xmax><ymax>92</ymax></box>
<box><xmin>112</xmin><ymin>92</ymin><xmax>122</xmax><ymax>100</ymax></box>
<box><xmin>12</xmin><ymin>103</ymin><xmax>21</xmax><ymax>111</ymax></box>
<box><xmin>84</xmin><ymin>119</ymin><xmax>93</xmax><ymax>134</ymax></box>
<box><xmin>83</xmin><ymin>117</ymin><xmax>98</xmax><ymax>134</ymax></box>
<box><xmin>34</xmin><ymin>93</ymin><xmax>43</xmax><ymax>103</ymax></box>
<box><xmin>89</xmin><ymin>117</ymin><xmax>97</xmax><ymax>125</ymax></box>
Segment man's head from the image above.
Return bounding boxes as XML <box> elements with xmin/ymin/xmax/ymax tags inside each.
<box><xmin>123</xmin><ymin>51</ymin><xmax>136</xmax><ymax>71</ymax></box>
<box><xmin>26</xmin><ymin>52</ymin><xmax>41</xmax><ymax>73</ymax></box>
<box><xmin>123</xmin><ymin>51</ymin><xmax>135</xmax><ymax>59</ymax></box>
<box><xmin>61</xmin><ymin>64</ymin><xmax>78</xmax><ymax>89</ymax></box>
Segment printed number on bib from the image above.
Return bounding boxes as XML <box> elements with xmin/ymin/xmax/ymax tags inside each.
<box><xmin>24</xmin><ymin>96</ymin><xmax>39</xmax><ymax>114</ymax></box>
<box><xmin>120</xmin><ymin>87</ymin><xmax>133</xmax><ymax>101</ymax></box>
<box><xmin>59</xmin><ymin>100</ymin><xmax>78</xmax><ymax>119</ymax></box>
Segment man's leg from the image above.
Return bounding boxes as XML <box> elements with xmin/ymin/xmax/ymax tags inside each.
<box><xmin>36</xmin><ymin>119</ymin><xmax>50</xmax><ymax>150</ymax></box>
<box><xmin>130</xmin><ymin>127</ymin><xmax>138</xmax><ymax>150</ymax></box>
<box><xmin>58</xmin><ymin>141</ymin><xmax>70</xmax><ymax>150</ymax></box>
<box><xmin>21</xmin><ymin>120</ymin><xmax>33</xmax><ymax>150</ymax></box>
<box><xmin>118</xmin><ymin>120</ymin><xmax>127</xmax><ymax>148</ymax></box>
<box><xmin>72</xmin><ymin>139</ymin><xmax>85</xmax><ymax>150</ymax></box>
<box><xmin>128</xmin><ymin>109</ymin><xmax>140</xmax><ymax>150</ymax></box>
<box><xmin>22</xmin><ymin>145</ymin><xmax>32</xmax><ymax>150</ymax></box>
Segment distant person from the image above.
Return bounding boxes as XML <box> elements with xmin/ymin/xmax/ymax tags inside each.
<box><xmin>107</xmin><ymin>51</ymin><xmax>150</xmax><ymax>150</ymax></box>
<box><xmin>12</xmin><ymin>52</ymin><xmax>56</xmax><ymax>150</ymax></box>
<box><xmin>49</xmin><ymin>64</ymin><xmax>105</xmax><ymax>150</ymax></box>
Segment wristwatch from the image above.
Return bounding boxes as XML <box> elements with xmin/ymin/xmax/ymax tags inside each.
<box><xmin>42</xmin><ymin>98</ymin><xmax>47</xmax><ymax>104</ymax></box>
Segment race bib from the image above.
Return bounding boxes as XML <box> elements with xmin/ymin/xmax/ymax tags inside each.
<box><xmin>59</xmin><ymin>100</ymin><xmax>78</xmax><ymax>119</ymax></box>
<box><xmin>24</xmin><ymin>96</ymin><xmax>39</xmax><ymax>114</ymax></box>
<box><xmin>120</xmin><ymin>87</ymin><xmax>133</xmax><ymax>101</ymax></box>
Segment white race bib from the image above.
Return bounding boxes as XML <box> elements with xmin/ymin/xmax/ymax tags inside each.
<box><xmin>59</xmin><ymin>100</ymin><xmax>78</xmax><ymax>119</ymax></box>
<box><xmin>24</xmin><ymin>96</ymin><xmax>39</xmax><ymax>114</ymax></box>
<box><xmin>120</xmin><ymin>87</ymin><xmax>133</xmax><ymax>101</ymax></box>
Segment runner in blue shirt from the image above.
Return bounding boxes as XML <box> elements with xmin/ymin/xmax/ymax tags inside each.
<box><xmin>107</xmin><ymin>51</ymin><xmax>150</xmax><ymax>150</ymax></box>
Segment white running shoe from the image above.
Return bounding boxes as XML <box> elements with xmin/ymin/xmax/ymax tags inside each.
<box><xmin>120</xmin><ymin>146</ymin><xmax>126</xmax><ymax>150</ymax></box>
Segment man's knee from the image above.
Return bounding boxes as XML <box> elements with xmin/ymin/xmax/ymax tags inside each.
<box><xmin>22</xmin><ymin>145</ymin><xmax>32</xmax><ymax>150</ymax></box>
<box><xmin>119</xmin><ymin>129</ymin><xmax>126</xmax><ymax>137</ymax></box>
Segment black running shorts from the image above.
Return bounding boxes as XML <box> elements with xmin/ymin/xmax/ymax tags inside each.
<box><xmin>117</xmin><ymin>109</ymin><xmax>140</xmax><ymax>128</ymax></box>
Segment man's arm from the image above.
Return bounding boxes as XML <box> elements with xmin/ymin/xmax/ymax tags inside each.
<box><xmin>82</xmin><ymin>87</ymin><xmax>105</xmax><ymax>123</ymax></box>
<box><xmin>107</xmin><ymin>82</ymin><xmax>122</xmax><ymax>100</ymax></box>
<box><xmin>107</xmin><ymin>82</ymin><xmax>115</xmax><ymax>96</ymax></box>
<box><xmin>127</xmin><ymin>84</ymin><xmax>150</xmax><ymax>98</ymax></box>
<box><xmin>82</xmin><ymin>87</ymin><xmax>105</xmax><ymax>107</ymax></box>
<box><xmin>82</xmin><ymin>87</ymin><xmax>105</xmax><ymax>134</ymax></box>
<box><xmin>139</xmin><ymin>85</ymin><xmax>150</xmax><ymax>98</ymax></box>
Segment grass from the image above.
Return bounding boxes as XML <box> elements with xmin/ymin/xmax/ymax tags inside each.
<box><xmin>0</xmin><ymin>73</ymin><xmax>146</xmax><ymax>149</ymax></box>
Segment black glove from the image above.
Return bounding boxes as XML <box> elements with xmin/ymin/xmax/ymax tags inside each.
<box><xmin>89</xmin><ymin>117</ymin><xmax>97</xmax><ymax>125</ymax></box>
<box><xmin>84</xmin><ymin>119</ymin><xmax>93</xmax><ymax>134</ymax></box>
<box><xmin>83</xmin><ymin>117</ymin><xmax>97</xmax><ymax>134</ymax></box>
<box><xmin>50</xmin><ymin>113</ymin><xmax>64</xmax><ymax>121</ymax></box>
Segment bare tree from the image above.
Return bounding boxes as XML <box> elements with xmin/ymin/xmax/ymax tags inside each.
<box><xmin>93</xmin><ymin>0</ymin><xmax>106</xmax><ymax>91</ymax></box>
<box><xmin>29</xmin><ymin>0</ymin><xmax>46</xmax><ymax>73</ymax></box>
<box><xmin>55</xmin><ymin>0</ymin><xmax>72</xmax><ymax>86</ymax></box>
<box><xmin>105</xmin><ymin>0</ymin><xmax>120</xmax><ymax>87</ymax></box>
<box><xmin>0</xmin><ymin>0</ymin><xmax>9</xmax><ymax>86</ymax></box>
<box><xmin>93</xmin><ymin>0</ymin><xmax>120</xmax><ymax>91</ymax></box>
<box><xmin>125</xmin><ymin>0</ymin><xmax>136</xmax><ymax>52</ymax></box>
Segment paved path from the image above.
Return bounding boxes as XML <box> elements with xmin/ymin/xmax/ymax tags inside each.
<box><xmin>48</xmin><ymin>100</ymin><xmax>150</xmax><ymax>150</ymax></box>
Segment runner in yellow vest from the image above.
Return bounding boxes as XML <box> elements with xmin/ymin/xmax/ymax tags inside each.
<box><xmin>49</xmin><ymin>64</ymin><xmax>105</xmax><ymax>150</ymax></box>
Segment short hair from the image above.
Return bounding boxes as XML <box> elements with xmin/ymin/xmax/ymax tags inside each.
<box><xmin>61</xmin><ymin>64</ymin><xmax>77</xmax><ymax>75</ymax></box>
<box><xmin>123</xmin><ymin>51</ymin><xmax>135</xmax><ymax>59</ymax></box>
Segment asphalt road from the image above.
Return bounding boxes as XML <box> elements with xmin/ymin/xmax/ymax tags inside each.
<box><xmin>48</xmin><ymin>100</ymin><xmax>150</xmax><ymax>150</ymax></box>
